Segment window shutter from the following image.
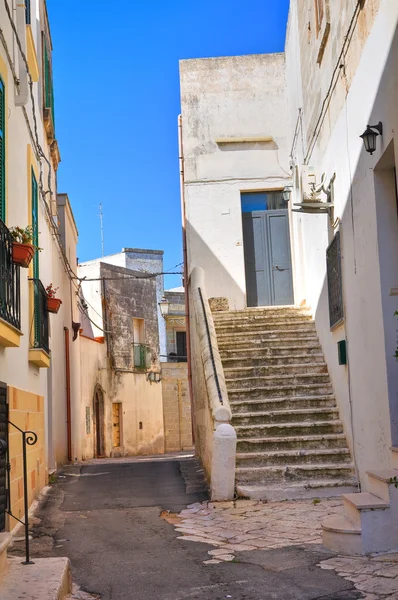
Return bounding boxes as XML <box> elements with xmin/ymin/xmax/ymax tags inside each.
<box><xmin>25</xmin><ymin>0</ymin><xmax>31</xmax><ymax>24</ymax></box>
<box><xmin>44</xmin><ymin>42</ymin><xmax>55</xmax><ymax>128</ymax></box>
<box><xmin>0</xmin><ymin>79</ymin><xmax>5</xmax><ymax>222</ymax></box>
<box><xmin>31</xmin><ymin>170</ymin><xmax>40</xmax><ymax>345</ymax></box>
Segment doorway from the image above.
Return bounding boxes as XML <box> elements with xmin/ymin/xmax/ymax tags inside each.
<box><xmin>94</xmin><ymin>387</ymin><xmax>105</xmax><ymax>457</ymax></box>
<box><xmin>242</xmin><ymin>191</ymin><xmax>294</xmax><ymax>307</ymax></box>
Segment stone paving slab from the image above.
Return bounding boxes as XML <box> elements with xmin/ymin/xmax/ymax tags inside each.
<box><xmin>171</xmin><ymin>498</ymin><xmax>398</xmax><ymax>598</ymax></box>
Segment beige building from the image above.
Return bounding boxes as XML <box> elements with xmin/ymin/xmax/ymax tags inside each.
<box><xmin>0</xmin><ymin>0</ymin><xmax>81</xmax><ymax>545</ymax></box>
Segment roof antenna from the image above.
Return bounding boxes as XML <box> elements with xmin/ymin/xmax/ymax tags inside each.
<box><xmin>99</xmin><ymin>203</ymin><xmax>104</xmax><ymax>257</ymax></box>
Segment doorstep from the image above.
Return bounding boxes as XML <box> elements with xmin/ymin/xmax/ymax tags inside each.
<box><xmin>0</xmin><ymin>556</ymin><xmax>71</xmax><ymax>599</ymax></box>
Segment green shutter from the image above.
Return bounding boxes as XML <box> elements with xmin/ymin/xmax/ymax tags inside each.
<box><xmin>44</xmin><ymin>43</ymin><xmax>55</xmax><ymax>129</ymax></box>
<box><xmin>0</xmin><ymin>79</ymin><xmax>5</xmax><ymax>222</ymax></box>
<box><xmin>32</xmin><ymin>170</ymin><xmax>40</xmax><ymax>346</ymax></box>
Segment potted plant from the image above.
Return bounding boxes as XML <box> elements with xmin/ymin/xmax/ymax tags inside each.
<box><xmin>9</xmin><ymin>226</ymin><xmax>36</xmax><ymax>268</ymax></box>
<box><xmin>46</xmin><ymin>284</ymin><xmax>62</xmax><ymax>314</ymax></box>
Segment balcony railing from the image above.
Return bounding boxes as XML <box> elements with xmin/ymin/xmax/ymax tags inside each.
<box><xmin>0</xmin><ymin>219</ymin><xmax>21</xmax><ymax>331</ymax></box>
<box><xmin>30</xmin><ymin>279</ymin><xmax>49</xmax><ymax>354</ymax></box>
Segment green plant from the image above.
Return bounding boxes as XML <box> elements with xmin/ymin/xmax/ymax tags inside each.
<box><xmin>9</xmin><ymin>225</ymin><xmax>35</xmax><ymax>244</ymax></box>
<box><xmin>389</xmin><ymin>476</ymin><xmax>398</xmax><ymax>488</ymax></box>
<box><xmin>312</xmin><ymin>498</ymin><xmax>321</xmax><ymax>505</ymax></box>
<box><xmin>48</xmin><ymin>473</ymin><xmax>57</xmax><ymax>484</ymax></box>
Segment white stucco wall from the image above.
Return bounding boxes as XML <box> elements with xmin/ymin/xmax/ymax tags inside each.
<box><xmin>286</xmin><ymin>0</ymin><xmax>398</xmax><ymax>483</ymax></box>
<box><xmin>180</xmin><ymin>53</ymin><xmax>291</xmax><ymax>309</ymax></box>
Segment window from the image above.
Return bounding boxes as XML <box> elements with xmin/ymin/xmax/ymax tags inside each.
<box><xmin>176</xmin><ymin>331</ymin><xmax>187</xmax><ymax>362</ymax></box>
<box><xmin>25</xmin><ymin>0</ymin><xmax>31</xmax><ymax>24</ymax></box>
<box><xmin>0</xmin><ymin>78</ymin><xmax>5</xmax><ymax>222</ymax></box>
<box><xmin>241</xmin><ymin>191</ymin><xmax>288</xmax><ymax>213</ymax></box>
<box><xmin>326</xmin><ymin>231</ymin><xmax>344</xmax><ymax>328</ymax></box>
<box><xmin>43</xmin><ymin>37</ymin><xmax>55</xmax><ymax>128</ymax></box>
<box><xmin>32</xmin><ymin>169</ymin><xmax>40</xmax><ymax>344</ymax></box>
<box><xmin>132</xmin><ymin>318</ymin><xmax>145</xmax><ymax>344</ymax></box>
<box><xmin>315</xmin><ymin>0</ymin><xmax>324</xmax><ymax>34</ymax></box>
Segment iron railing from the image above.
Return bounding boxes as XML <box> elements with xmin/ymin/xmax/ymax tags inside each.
<box><xmin>30</xmin><ymin>279</ymin><xmax>50</xmax><ymax>354</ymax></box>
<box><xmin>0</xmin><ymin>218</ymin><xmax>21</xmax><ymax>331</ymax></box>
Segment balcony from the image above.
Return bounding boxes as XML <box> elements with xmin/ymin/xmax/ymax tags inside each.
<box><xmin>28</xmin><ymin>279</ymin><xmax>50</xmax><ymax>367</ymax></box>
<box><xmin>0</xmin><ymin>219</ymin><xmax>22</xmax><ymax>347</ymax></box>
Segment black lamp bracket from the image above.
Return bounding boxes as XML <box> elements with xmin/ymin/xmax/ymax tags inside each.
<box><xmin>368</xmin><ymin>121</ymin><xmax>383</xmax><ymax>136</ymax></box>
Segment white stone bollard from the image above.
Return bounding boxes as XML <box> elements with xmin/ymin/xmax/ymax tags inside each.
<box><xmin>211</xmin><ymin>423</ymin><xmax>237</xmax><ymax>501</ymax></box>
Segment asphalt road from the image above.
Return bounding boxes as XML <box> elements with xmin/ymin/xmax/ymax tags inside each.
<box><xmin>12</xmin><ymin>456</ymin><xmax>362</xmax><ymax>600</ymax></box>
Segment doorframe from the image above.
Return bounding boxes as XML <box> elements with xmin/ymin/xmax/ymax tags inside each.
<box><xmin>241</xmin><ymin>201</ymin><xmax>294</xmax><ymax>308</ymax></box>
<box><xmin>93</xmin><ymin>385</ymin><xmax>105</xmax><ymax>458</ymax></box>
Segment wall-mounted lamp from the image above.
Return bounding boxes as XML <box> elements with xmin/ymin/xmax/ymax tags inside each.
<box><xmin>360</xmin><ymin>121</ymin><xmax>383</xmax><ymax>155</ymax></box>
<box><xmin>282</xmin><ymin>184</ymin><xmax>293</xmax><ymax>203</ymax></box>
<box><xmin>147</xmin><ymin>371</ymin><xmax>161</xmax><ymax>383</ymax></box>
<box><xmin>158</xmin><ymin>297</ymin><xmax>170</xmax><ymax>317</ymax></box>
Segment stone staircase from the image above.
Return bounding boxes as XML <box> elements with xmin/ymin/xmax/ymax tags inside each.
<box><xmin>213</xmin><ymin>306</ymin><xmax>358</xmax><ymax>501</ymax></box>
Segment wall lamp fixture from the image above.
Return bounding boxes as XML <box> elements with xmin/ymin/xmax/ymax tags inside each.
<box><xmin>360</xmin><ymin>122</ymin><xmax>383</xmax><ymax>155</ymax></box>
<box><xmin>282</xmin><ymin>184</ymin><xmax>293</xmax><ymax>203</ymax></box>
<box><xmin>147</xmin><ymin>371</ymin><xmax>161</xmax><ymax>383</ymax></box>
<box><xmin>159</xmin><ymin>297</ymin><xmax>170</xmax><ymax>317</ymax></box>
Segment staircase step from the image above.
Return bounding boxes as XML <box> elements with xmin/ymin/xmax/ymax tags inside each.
<box><xmin>367</xmin><ymin>469</ymin><xmax>398</xmax><ymax>502</ymax></box>
<box><xmin>0</xmin><ymin>533</ymin><xmax>12</xmax><ymax>577</ymax></box>
<box><xmin>343</xmin><ymin>491</ymin><xmax>389</xmax><ymax>510</ymax></box>
<box><xmin>231</xmin><ymin>395</ymin><xmax>337</xmax><ymax>413</ymax></box>
<box><xmin>234</xmin><ymin>420</ymin><xmax>344</xmax><ymax>438</ymax></box>
<box><xmin>224</xmin><ymin>363</ymin><xmax>328</xmax><ymax>378</ymax></box>
<box><xmin>0</xmin><ymin>557</ymin><xmax>72</xmax><ymax>599</ymax></box>
<box><xmin>213</xmin><ymin>307</ymin><xmax>312</xmax><ymax>320</ymax></box>
<box><xmin>217</xmin><ymin>329</ymin><xmax>318</xmax><ymax>341</ymax></box>
<box><xmin>228</xmin><ymin>383</ymin><xmax>333</xmax><ymax>400</ymax></box>
<box><xmin>237</xmin><ymin>433</ymin><xmax>349</xmax><ymax>452</ymax></box>
<box><xmin>215</xmin><ymin>321</ymin><xmax>316</xmax><ymax>334</ymax></box>
<box><xmin>218</xmin><ymin>337</ymin><xmax>320</xmax><ymax>350</ymax></box>
<box><xmin>221</xmin><ymin>354</ymin><xmax>326</xmax><ymax>368</ymax></box>
<box><xmin>237</xmin><ymin>480</ymin><xmax>358</xmax><ymax>502</ymax></box>
<box><xmin>236</xmin><ymin>447</ymin><xmax>351</xmax><ymax>467</ymax></box>
<box><xmin>220</xmin><ymin>346</ymin><xmax>322</xmax><ymax>360</ymax></box>
<box><xmin>232</xmin><ymin>407</ymin><xmax>339</xmax><ymax>426</ymax></box>
<box><xmin>321</xmin><ymin>515</ymin><xmax>363</xmax><ymax>554</ymax></box>
<box><xmin>226</xmin><ymin>373</ymin><xmax>330</xmax><ymax>390</ymax></box>
<box><xmin>235</xmin><ymin>463</ymin><xmax>354</xmax><ymax>484</ymax></box>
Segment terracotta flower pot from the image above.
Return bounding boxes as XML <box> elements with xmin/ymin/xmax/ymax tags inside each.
<box><xmin>12</xmin><ymin>242</ymin><xmax>35</xmax><ymax>268</ymax></box>
<box><xmin>47</xmin><ymin>297</ymin><xmax>62</xmax><ymax>314</ymax></box>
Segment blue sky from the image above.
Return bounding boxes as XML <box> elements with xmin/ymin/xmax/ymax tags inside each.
<box><xmin>47</xmin><ymin>0</ymin><xmax>289</xmax><ymax>288</ymax></box>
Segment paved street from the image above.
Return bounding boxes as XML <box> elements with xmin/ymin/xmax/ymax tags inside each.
<box><xmin>9</xmin><ymin>455</ymin><xmax>363</xmax><ymax>600</ymax></box>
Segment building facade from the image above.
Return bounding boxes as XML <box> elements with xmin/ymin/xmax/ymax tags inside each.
<box><xmin>180</xmin><ymin>0</ymin><xmax>398</xmax><ymax>550</ymax></box>
<box><xmin>0</xmin><ymin>0</ymin><xmax>81</xmax><ymax>534</ymax></box>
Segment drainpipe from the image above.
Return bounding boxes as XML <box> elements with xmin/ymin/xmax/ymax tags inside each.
<box><xmin>15</xmin><ymin>0</ymin><xmax>29</xmax><ymax>107</ymax></box>
<box><xmin>64</xmin><ymin>327</ymin><xmax>72</xmax><ymax>462</ymax></box>
<box><xmin>178</xmin><ymin>114</ymin><xmax>195</xmax><ymax>442</ymax></box>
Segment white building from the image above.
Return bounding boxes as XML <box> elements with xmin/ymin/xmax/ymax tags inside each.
<box><xmin>180</xmin><ymin>0</ymin><xmax>398</xmax><ymax>552</ymax></box>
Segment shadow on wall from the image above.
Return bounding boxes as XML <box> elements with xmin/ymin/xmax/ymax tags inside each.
<box><xmin>308</xmin><ymin>24</ymin><xmax>398</xmax><ymax>484</ymax></box>
<box><xmin>186</xmin><ymin>221</ymin><xmax>245</xmax><ymax>310</ymax></box>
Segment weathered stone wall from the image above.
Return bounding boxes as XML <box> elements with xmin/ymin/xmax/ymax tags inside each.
<box><xmin>101</xmin><ymin>262</ymin><xmax>160</xmax><ymax>368</ymax></box>
<box><xmin>161</xmin><ymin>363</ymin><xmax>193</xmax><ymax>452</ymax></box>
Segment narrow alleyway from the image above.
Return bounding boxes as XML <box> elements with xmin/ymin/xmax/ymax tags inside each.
<box><xmin>8</xmin><ymin>455</ymin><xmax>362</xmax><ymax>600</ymax></box>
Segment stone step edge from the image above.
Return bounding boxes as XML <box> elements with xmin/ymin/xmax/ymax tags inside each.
<box><xmin>222</xmin><ymin>353</ymin><xmax>325</xmax><ymax>362</ymax></box>
<box><xmin>237</xmin><ymin>433</ymin><xmax>347</xmax><ymax>443</ymax></box>
<box><xmin>322</xmin><ymin>515</ymin><xmax>361</xmax><ymax>535</ymax></box>
<box><xmin>237</xmin><ymin>481</ymin><xmax>359</xmax><ymax>501</ymax></box>
<box><xmin>231</xmin><ymin>395</ymin><xmax>336</xmax><ymax>406</ymax></box>
<box><xmin>215</xmin><ymin>320</ymin><xmax>315</xmax><ymax>329</ymax></box>
<box><xmin>217</xmin><ymin>330</ymin><xmax>318</xmax><ymax>339</ymax></box>
<box><xmin>235</xmin><ymin>421</ymin><xmax>343</xmax><ymax>433</ymax></box>
<box><xmin>366</xmin><ymin>468</ymin><xmax>398</xmax><ymax>483</ymax></box>
<box><xmin>236</xmin><ymin>448</ymin><xmax>351</xmax><ymax>459</ymax></box>
<box><xmin>342</xmin><ymin>491</ymin><xmax>390</xmax><ymax>511</ymax></box>
<box><xmin>232</xmin><ymin>407</ymin><xmax>339</xmax><ymax>418</ymax></box>
<box><xmin>224</xmin><ymin>362</ymin><xmax>327</xmax><ymax>372</ymax></box>
<box><xmin>236</xmin><ymin>462</ymin><xmax>354</xmax><ymax>473</ymax></box>
<box><xmin>226</xmin><ymin>374</ymin><xmax>329</xmax><ymax>384</ymax></box>
<box><xmin>229</xmin><ymin>385</ymin><xmax>333</xmax><ymax>395</ymax></box>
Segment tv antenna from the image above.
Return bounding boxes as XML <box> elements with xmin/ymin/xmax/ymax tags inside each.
<box><xmin>99</xmin><ymin>203</ymin><xmax>104</xmax><ymax>257</ymax></box>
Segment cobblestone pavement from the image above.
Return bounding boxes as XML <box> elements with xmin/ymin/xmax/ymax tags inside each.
<box><xmin>168</xmin><ymin>498</ymin><xmax>398</xmax><ymax>598</ymax></box>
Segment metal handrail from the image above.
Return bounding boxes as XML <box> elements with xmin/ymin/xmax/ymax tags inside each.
<box><xmin>198</xmin><ymin>287</ymin><xmax>223</xmax><ymax>405</ymax></box>
<box><xmin>0</xmin><ymin>218</ymin><xmax>21</xmax><ymax>331</ymax></box>
<box><xmin>0</xmin><ymin>414</ymin><xmax>38</xmax><ymax>565</ymax></box>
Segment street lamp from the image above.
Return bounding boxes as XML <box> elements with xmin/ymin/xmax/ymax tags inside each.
<box><xmin>282</xmin><ymin>184</ymin><xmax>293</xmax><ymax>204</ymax></box>
<box><xmin>159</xmin><ymin>297</ymin><xmax>169</xmax><ymax>317</ymax></box>
<box><xmin>360</xmin><ymin>122</ymin><xmax>383</xmax><ymax>155</ymax></box>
